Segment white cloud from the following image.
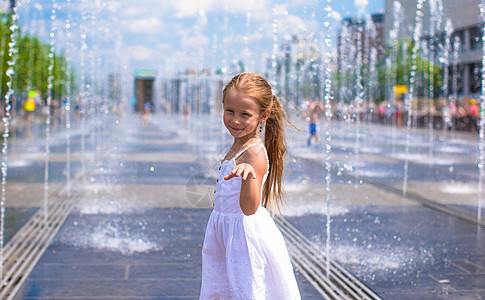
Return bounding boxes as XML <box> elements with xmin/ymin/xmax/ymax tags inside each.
<box><xmin>285</xmin><ymin>0</ymin><xmax>308</xmax><ymax>7</ymax></box>
<box><xmin>182</xmin><ymin>34</ymin><xmax>210</xmax><ymax>49</ymax></box>
<box><xmin>278</xmin><ymin>14</ymin><xmax>312</xmax><ymax>38</ymax></box>
<box><xmin>172</xmin><ymin>0</ymin><xmax>217</xmax><ymax>18</ymax></box>
<box><xmin>331</xmin><ymin>10</ymin><xmax>343</xmax><ymax>22</ymax></box>
<box><xmin>354</xmin><ymin>0</ymin><xmax>369</xmax><ymax>13</ymax></box>
<box><xmin>224</xmin><ymin>0</ymin><xmax>271</xmax><ymax>21</ymax></box>
<box><xmin>171</xmin><ymin>0</ymin><xmax>271</xmax><ymax>20</ymax></box>
<box><xmin>33</xmin><ymin>3</ymin><xmax>43</xmax><ymax>12</ymax></box>
<box><xmin>157</xmin><ymin>43</ymin><xmax>173</xmax><ymax>52</ymax></box>
<box><xmin>177</xmin><ymin>28</ymin><xmax>210</xmax><ymax>58</ymax></box>
<box><xmin>119</xmin><ymin>6</ymin><xmax>149</xmax><ymax>17</ymax></box>
<box><xmin>246</xmin><ymin>31</ymin><xmax>265</xmax><ymax>44</ymax></box>
<box><xmin>253</xmin><ymin>7</ymin><xmax>316</xmax><ymax>44</ymax></box>
<box><xmin>130</xmin><ymin>45</ymin><xmax>156</xmax><ymax>61</ymax></box>
<box><xmin>123</xmin><ymin>17</ymin><xmax>164</xmax><ymax>34</ymax></box>
<box><xmin>273</xmin><ymin>3</ymin><xmax>289</xmax><ymax>16</ymax></box>
<box><xmin>104</xmin><ymin>1</ymin><xmax>122</xmax><ymax>13</ymax></box>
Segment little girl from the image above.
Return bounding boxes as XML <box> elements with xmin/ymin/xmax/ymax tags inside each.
<box><xmin>200</xmin><ymin>73</ymin><xmax>301</xmax><ymax>299</ymax></box>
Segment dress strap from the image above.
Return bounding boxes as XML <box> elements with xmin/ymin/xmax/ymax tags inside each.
<box><xmin>233</xmin><ymin>143</ymin><xmax>269</xmax><ymax>164</ymax></box>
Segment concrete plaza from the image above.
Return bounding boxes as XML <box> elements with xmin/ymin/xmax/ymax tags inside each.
<box><xmin>3</xmin><ymin>113</ymin><xmax>484</xmax><ymax>299</ymax></box>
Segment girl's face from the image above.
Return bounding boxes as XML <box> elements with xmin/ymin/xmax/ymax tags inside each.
<box><xmin>223</xmin><ymin>89</ymin><xmax>266</xmax><ymax>140</ymax></box>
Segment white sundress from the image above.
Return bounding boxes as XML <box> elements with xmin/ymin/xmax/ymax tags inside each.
<box><xmin>200</xmin><ymin>143</ymin><xmax>301</xmax><ymax>300</ymax></box>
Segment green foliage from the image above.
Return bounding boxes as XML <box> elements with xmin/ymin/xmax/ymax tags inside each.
<box><xmin>387</xmin><ymin>38</ymin><xmax>443</xmax><ymax>98</ymax></box>
<box><xmin>333</xmin><ymin>38</ymin><xmax>444</xmax><ymax>104</ymax></box>
<box><xmin>0</xmin><ymin>12</ymin><xmax>76</xmax><ymax>104</ymax></box>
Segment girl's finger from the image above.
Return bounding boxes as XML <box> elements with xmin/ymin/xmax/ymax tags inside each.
<box><xmin>224</xmin><ymin>172</ymin><xmax>235</xmax><ymax>180</ymax></box>
<box><xmin>242</xmin><ymin>169</ymin><xmax>256</xmax><ymax>180</ymax></box>
<box><xmin>230</xmin><ymin>167</ymin><xmax>239</xmax><ymax>176</ymax></box>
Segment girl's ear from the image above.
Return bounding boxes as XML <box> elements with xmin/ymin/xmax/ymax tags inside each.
<box><xmin>260</xmin><ymin>109</ymin><xmax>271</xmax><ymax>122</ymax></box>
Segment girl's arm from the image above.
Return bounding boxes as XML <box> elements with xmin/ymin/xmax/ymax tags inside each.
<box><xmin>224</xmin><ymin>147</ymin><xmax>267</xmax><ymax>215</ymax></box>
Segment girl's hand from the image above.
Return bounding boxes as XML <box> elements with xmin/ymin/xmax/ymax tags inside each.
<box><xmin>224</xmin><ymin>163</ymin><xmax>257</xmax><ymax>181</ymax></box>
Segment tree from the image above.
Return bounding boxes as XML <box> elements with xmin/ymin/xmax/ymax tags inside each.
<box><xmin>0</xmin><ymin>12</ymin><xmax>76</xmax><ymax>108</ymax></box>
<box><xmin>386</xmin><ymin>38</ymin><xmax>443</xmax><ymax>99</ymax></box>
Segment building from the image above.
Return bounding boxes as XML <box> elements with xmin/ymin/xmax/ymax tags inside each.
<box><xmin>384</xmin><ymin>0</ymin><xmax>483</xmax><ymax>97</ymax></box>
<box><xmin>337</xmin><ymin>13</ymin><xmax>386</xmax><ymax>74</ymax></box>
<box><xmin>335</xmin><ymin>13</ymin><xmax>386</xmax><ymax>103</ymax></box>
<box><xmin>160</xmin><ymin>73</ymin><xmax>225</xmax><ymax>115</ymax></box>
<box><xmin>134</xmin><ymin>70</ymin><xmax>157</xmax><ymax>113</ymax></box>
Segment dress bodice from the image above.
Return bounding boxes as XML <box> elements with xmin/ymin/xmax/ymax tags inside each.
<box><xmin>213</xmin><ymin>143</ymin><xmax>269</xmax><ymax>214</ymax></box>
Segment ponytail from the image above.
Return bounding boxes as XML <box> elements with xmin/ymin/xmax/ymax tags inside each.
<box><xmin>262</xmin><ymin>95</ymin><xmax>291</xmax><ymax>214</ymax></box>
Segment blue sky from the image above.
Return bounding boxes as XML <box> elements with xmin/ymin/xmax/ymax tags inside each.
<box><xmin>10</xmin><ymin>0</ymin><xmax>384</xmax><ymax>78</ymax></box>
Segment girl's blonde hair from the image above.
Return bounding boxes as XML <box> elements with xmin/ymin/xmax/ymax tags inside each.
<box><xmin>223</xmin><ymin>72</ymin><xmax>290</xmax><ymax>213</ymax></box>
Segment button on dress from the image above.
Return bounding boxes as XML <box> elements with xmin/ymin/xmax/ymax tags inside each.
<box><xmin>200</xmin><ymin>144</ymin><xmax>301</xmax><ymax>300</ymax></box>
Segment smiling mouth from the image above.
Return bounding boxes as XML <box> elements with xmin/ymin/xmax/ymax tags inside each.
<box><xmin>230</xmin><ymin>127</ymin><xmax>242</xmax><ymax>132</ymax></box>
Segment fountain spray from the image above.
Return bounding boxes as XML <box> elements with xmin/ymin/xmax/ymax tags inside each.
<box><xmin>322</xmin><ymin>0</ymin><xmax>334</xmax><ymax>278</ymax></box>
<box><xmin>271</xmin><ymin>6</ymin><xmax>279</xmax><ymax>91</ymax></box>
<box><xmin>43</xmin><ymin>0</ymin><xmax>57</xmax><ymax>224</ymax></box>
<box><xmin>0</xmin><ymin>1</ymin><xmax>19</xmax><ymax>282</ymax></box>
<box><xmin>403</xmin><ymin>0</ymin><xmax>425</xmax><ymax>197</ymax></box>
<box><xmin>64</xmin><ymin>0</ymin><xmax>73</xmax><ymax>197</ymax></box>
<box><xmin>478</xmin><ymin>1</ymin><xmax>485</xmax><ymax>221</ymax></box>
<box><xmin>389</xmin><ymin>1</ymin><xmax>402</xmax><ymax>153</ymax></box>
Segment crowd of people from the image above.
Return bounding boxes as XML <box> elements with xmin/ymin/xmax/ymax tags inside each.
<box><xmin>300</xmin><ymin>96</ymin><xmax>481</xmax><ymax>135</ymax></box>
<box><xmin>373</xmin><ymin>97</ymin><xmax>480</xmax><ymax>132</ymax></box>
<box><xmin>0</xmin><ymin>92</ymin><xmax>88</xmax><ymax>138</ymax></box>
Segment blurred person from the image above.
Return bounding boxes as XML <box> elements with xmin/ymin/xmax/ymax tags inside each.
<box><xmin>394</xmin><ymin>99</ymin><xmax>403</xmax><ymax>128</ymax></box>
<box><xmin>182</xmin><ymin>104</ymin><xmax>190</xmax><ymax>126</ymax></box>
<box><xmin>467</xmin><ymin>98</ymin><xmax>479</xmax><ymax>133</ymax></box>
<box><xmin>307</xmin><ymin>99</ymin><xmax>325</xmax><ymax>147</ymax></box>
<box><xmin>142</xmin><ymin>101</ymin><xmax>152</xmax><ymax>127</ymax></box>
<box><xmin>23</xmin><ymin>92</ymin><xmax>36</xmax><ymax>125</ymax></box>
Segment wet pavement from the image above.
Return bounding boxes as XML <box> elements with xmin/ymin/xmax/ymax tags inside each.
<box><xmin>17</xmin><ymin>209</ymin><xmax>319</xmax><ymax>299</ymax></box>
<box><xmin>6</xmin><ymin>113</ymin><xmax>485</xmax><ymax>299</ymax></box>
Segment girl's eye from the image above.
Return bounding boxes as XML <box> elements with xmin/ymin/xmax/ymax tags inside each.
<box><xmin>242</xmin><ymin>113</ymin><xmax>251</xmax><ymax>117</ymax></box>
